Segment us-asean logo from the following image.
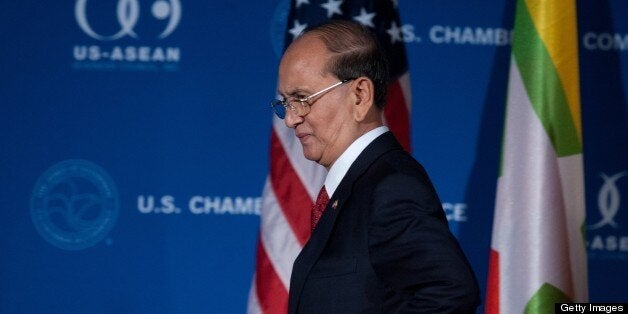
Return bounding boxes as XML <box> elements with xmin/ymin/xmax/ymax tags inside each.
<box><xmin>589</xmin><ymin>171</ymin><xmax>626</xmax><ymax>230</ymax></box>
<box><xmin>587</xmin><ymin>171</ymin><xmax>628</xmax><ymax>255</ymax></box>
<box><xmin>30</xmin><ymin>160</ymin><xmax>119</xmax><ymax>250</ymax></box>
<box><xmin>73</xmin><ymin>0</ymin><xmax>182</xmax><ymax>71</ymax></box>
<box><xmin>75</xmin><ymin>0</ymin><xmax>181</xmax><ymax>40</ymax></box>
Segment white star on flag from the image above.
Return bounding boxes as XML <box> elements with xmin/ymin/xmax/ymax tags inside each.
<box><xmin>353</xmin><ymin>7</ymin><xmax>375</xmax><ymax>28</ymax></box>
<box><xmin>386</xmin><ymin>21</ymin><xmax>402</xmax><ymax>43</ymax></box>
<box><xmin>320</xmin><ymin>0</ymin><xmax>343</xmax><ymax>18</ymax></box>
<box><xmin>289</xmin><ymin>20</ymin><xmax>308</xmax><ymax>39</ymax></box>
<box><xmin>295</xmin><ymin>0</ymin><xmax>310</xmax><ymax>8</ymax></box>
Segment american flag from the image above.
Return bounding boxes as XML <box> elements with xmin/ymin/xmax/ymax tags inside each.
<box><xmin>249</xmin><ymin>1</ymin><xmax>411</xmax><ymax>312</ymax></box>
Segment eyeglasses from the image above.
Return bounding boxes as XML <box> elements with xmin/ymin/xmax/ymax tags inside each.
<box><xmin>270</xmin><ymin>79</ymin><xmax>352</xmax><ymax>119</ymax></box>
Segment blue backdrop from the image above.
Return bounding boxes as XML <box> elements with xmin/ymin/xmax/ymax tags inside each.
<box><xmin>2</xmin><ymin>1</ymin><xmax>627</xmax><ymax>313</ymax></box>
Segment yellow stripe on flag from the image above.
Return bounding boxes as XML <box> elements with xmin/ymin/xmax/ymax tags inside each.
<box><xmin>524</xmin><ymin>0</ymin><xmax>582</xmax><ymax>141</ymax></box>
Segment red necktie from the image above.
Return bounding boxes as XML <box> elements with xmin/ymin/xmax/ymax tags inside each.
<box><xmin>311</xmin><ymin>186</ymin><xmax>329</xmax><ymax>231</ymax></box>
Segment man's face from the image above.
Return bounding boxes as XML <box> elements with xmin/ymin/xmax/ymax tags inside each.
<box><xmin>277</xmin><ymin>35</ymin><xmax>355</xmax><ymax>168</ymax></box>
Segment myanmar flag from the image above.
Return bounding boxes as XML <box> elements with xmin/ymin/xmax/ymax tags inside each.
<box><xmin>486</xmin><ymin>0</ymin><xmax>588</xmax><ymax>313</ymax></box>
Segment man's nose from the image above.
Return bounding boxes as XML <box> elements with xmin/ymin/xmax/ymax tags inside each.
<box><xmin>284</xmin><ymin>108</ymin><xmax>304</xmax><ymax>128</ymax></box>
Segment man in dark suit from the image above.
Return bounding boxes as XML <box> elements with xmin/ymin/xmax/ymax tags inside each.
<box><xmin>270</xmin><ymin>20</ymin><xmax>480</xmax><ymax>313</ymax></box>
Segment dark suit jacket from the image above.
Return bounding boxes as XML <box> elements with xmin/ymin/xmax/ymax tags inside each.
<box><xmin>288</xmin><ymin>132</ymin><xmax>480</xmax><ymax>313</ymax></box>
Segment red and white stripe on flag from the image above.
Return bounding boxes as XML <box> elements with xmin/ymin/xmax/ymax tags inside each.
<box><xmin>249</xmin><ymin>1</ymin><xmax>411</xmax><ymax>313</ymax></box>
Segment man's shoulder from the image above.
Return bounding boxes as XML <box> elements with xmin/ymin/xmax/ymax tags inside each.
<box><xmin>342</xmin><ymin>133</ymin><xmax>434</xmax><ymax>193</ymax></box>
<box><xmin>369</xmin><ymin>147</ymin><xmax>427</xmax><ymax>179</ymax></box>
<box><xmin>358</xmin><ymin>148</ymin><xmax>440</xmax><ymax>199</ymax></box>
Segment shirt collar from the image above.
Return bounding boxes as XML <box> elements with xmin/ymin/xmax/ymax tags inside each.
<box><xmin>324</xmin><ymin>126</ymin><xmax>389</xmax><ymax>198</ymax></box>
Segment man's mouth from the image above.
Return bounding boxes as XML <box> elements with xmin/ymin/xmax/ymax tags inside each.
<box><xmin>296</xmin><ymin>132</ymin><xmax>310</xmax><ymax>140</ymax></box>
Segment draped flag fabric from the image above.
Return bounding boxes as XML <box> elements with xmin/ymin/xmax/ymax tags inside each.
<box><xmin>486</xmin><ymin>0</ymin><xmax>588</xmax><ymax>312</ymax></box>
<box><xmin>248</xmin><ymin>1</ymin><xmax>411</xmax><ymax>313</ymax></box>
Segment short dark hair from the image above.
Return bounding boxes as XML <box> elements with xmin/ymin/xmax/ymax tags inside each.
<box><xmin>301</xmin><ymin>20</ymin><xmax>390</xmax><ymax>109</ymax></box>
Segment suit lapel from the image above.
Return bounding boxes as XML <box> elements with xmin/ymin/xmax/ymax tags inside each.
<box><xmin>288</xmin><ymin>132</ymin><xmax>403</xmax><ymax>313</ymax></box>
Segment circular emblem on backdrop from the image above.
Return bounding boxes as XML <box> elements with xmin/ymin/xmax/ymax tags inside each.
<box><xmin>30</xmin><ymin>160</ymin><xmax>119</xmax><ymax>250</ymax></box>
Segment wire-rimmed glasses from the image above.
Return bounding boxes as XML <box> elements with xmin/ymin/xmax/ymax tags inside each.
<box><xmin>270</xmin><ymin>79</ymin><xmax>352</xmax><ymax>119</ymax></box>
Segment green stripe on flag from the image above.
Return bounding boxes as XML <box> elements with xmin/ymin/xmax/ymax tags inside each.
<box><xmin>512</xmin><ymin>0</ymin><xmax>582</xmax><ymax>157</ymax></box>
<box><xmin>525</xmin><ymin>283</ymin><xmax>572</xmax><ymax>314</ymax></box>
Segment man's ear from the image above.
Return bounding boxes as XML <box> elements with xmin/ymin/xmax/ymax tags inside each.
<box><xmin>351</xmin><ymin>77</ymin><xmax>375</xmax><ymax>122</ymax></box>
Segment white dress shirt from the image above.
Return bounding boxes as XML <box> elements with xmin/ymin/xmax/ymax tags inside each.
<box><xmin>324</xmin><ymin>126</ymin><xmax>389</xmax><ymax>198</ymax></box>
